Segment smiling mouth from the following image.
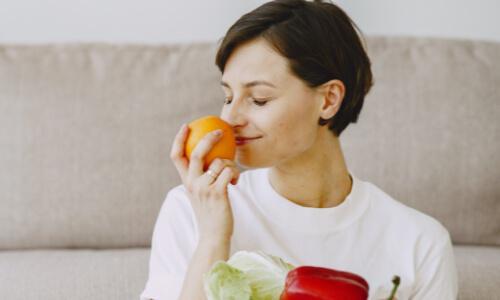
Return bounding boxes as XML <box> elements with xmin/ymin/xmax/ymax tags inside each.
<box><xmin>236</xmin><ymin>137</ymin><xmax>261</xmax><ymax>146</ymax></box>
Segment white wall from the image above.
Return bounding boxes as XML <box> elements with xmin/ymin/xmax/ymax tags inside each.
<box><xmin>336</xmin><ymin>0</ymin><xmax>500</xmax><ymax>42</ymax></box>
<box><xmin>0</xmin><ymin>0</ymin><xmax>499</xmax><ymax>44</ymax></box>
<box><xmin>0</xmin><ymin>0</ymin><xmax>268</xmax><ymax>44</ymax></box>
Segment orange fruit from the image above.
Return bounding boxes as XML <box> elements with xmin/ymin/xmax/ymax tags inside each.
<box><xmin>184</xmin><ymin>115</ymin><xmax>236</xmax><ymax>171</ymax></box>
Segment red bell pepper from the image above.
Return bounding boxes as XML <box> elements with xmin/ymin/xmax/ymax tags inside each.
<box><xmin>280</xmin><ymin>266</ymin><xmax>370</xmax><ymax>300</ymax></box>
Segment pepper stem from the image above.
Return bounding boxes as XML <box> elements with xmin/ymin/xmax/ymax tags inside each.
<box><xmin>387</xmin><ymin>275</ymin><xmax>401</xmax><ymax>300</ymax></box>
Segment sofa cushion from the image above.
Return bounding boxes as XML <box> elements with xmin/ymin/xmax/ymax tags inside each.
<box><xmin>0</xmin><ymin>248</ymin><xmax>150</xmax><ymax>300</ymax></box>
<box><xmin>453</xmin><ymin>244</ymin><xmax>500</xmax><ymax>299</ymax></box>
<box><xmin>0</xmin><ymin>245</ymin><xmax>497</xmax><ymax>300</ymax></box>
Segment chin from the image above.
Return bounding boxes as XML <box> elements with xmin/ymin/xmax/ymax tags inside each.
<box><xmin>235</xmin><ymin>154</ymin><xmax>274</xmax><ymax>170</ymax></box>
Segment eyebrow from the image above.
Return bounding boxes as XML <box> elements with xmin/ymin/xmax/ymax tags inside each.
<box><xmin>220</xmin><ymin>80</ymin><xmax>277</xmax><ymax>89</ymax></box>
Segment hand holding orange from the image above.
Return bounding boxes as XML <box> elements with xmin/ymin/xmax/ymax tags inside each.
<box><xmin>170</xmin><ymin>116</ymin><xmax>238</xmax><ymax>242</ymax></box>
<box><xmin>184</xmin><ymin>115</ymin><xmax>236</xmax><ymax>171</ymax></box>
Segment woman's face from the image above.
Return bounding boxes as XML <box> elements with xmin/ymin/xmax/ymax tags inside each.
<box><xmin>220</xmin><ymin>37</ymin><xmax>324</xmax><ymax>169</ymax></box>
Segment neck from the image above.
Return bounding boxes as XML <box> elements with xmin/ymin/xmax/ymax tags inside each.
<box><xmin>268</xmin><ymin>129</ymin><xmax>352</xmax><ymax>208</ymax></box>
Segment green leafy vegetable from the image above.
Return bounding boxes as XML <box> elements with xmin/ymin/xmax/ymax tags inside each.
<box><xmin>204</xmin><ymin>251</ymin><xmax>295</xmax><ymax>300</ymax></box>
<box><xmin>204</xmin><ymin>261</ymin><xmax>252</xmax><ymax>300</ymax></box>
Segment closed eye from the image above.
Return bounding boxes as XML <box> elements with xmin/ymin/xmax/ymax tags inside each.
<box><xmin>223</xmin><ymin>97</ymin><xmax>269</xmax><ymax>106</ymax></box>
<box><xmin>252</xmin><ymin>98</ymin><xmax>268</xmax><ymax>106</ymax></box>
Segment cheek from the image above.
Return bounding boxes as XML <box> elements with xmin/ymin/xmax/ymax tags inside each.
<box><xmin>285</xmin><ymin>100</ymin><xmax>316</xmax><ymax>134</ymax></box>
<box><xmin>271</xmin><ymin>117</ymin><xmax>313</xmax><ymax>152</ymax></box>
<box><xmin>257</xmin><ymin>94</ymin><xmax>317</xmax><ymax>150</ymax></box>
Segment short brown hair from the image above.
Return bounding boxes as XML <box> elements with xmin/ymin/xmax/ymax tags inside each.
<box><xmin>215</xmin><ymin>0</ymin><xmax>373</xmax><ymax>137</ymax></box>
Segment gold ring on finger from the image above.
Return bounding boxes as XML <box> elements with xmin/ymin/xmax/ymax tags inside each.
<box><xmin>207</xmin><ymin>168</ymin><xmax>218</xmax><ymax>179</ymax></box>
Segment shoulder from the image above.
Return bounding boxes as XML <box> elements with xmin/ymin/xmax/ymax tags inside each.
<box><xmin>363</xmin><ymin>180</ymin><xmax>451</xmax><ymax>246</ymax></box>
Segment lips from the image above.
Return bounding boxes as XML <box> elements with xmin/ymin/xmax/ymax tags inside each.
<box><xmin>235</xmin><ymin>136</ymin><xmax>261</xmax><ymax>141</ymax></box>
<box><xmin>235</xmin><ymin>136</ymin><xmax>261</xmax><ymax>146</ymax></box>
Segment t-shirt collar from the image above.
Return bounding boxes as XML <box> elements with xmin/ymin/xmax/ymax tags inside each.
<box><xmin>252</xmin><ymin>167</ymin><xmax>370</xmax><ymax>235</ymax></box>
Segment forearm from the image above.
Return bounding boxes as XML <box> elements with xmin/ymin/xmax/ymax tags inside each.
<box><xmin>178</xmin><ymin>237</ymin><xmax>231</xmax><ymax>300</ymax></box>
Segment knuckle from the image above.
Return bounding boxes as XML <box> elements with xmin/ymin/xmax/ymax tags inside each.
<box><xmin>206</xmin><ymin>131</ymin><xmax>217</xmax><ymax>139</ymax></box>
<box><xmin>212</xmin><ymin>158</ymin><xmax>223</xmax><ymax>166</ymax></box>
<box><xmin>221</xmin><ymin>161</ymin><xmax>232</xmax><ymax>170</ymax></box>
<box><xmin>222</xmin><ymin>159</ymin><xmax>236</xmax><ymax>168</ymax></box>
<box><xmin>191</xmin><ymin>152</ymin><xmax>202</xmax><ymax>160</ymax></box>
<box><xmin>210</xmin><ymin>131</ymin><xmax>222</xmax><ymax>140</ymax></box>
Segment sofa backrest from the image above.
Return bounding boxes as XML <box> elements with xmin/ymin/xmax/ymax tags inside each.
<box><xmin>0</xmin><ymin>37</ymin><xmax>499</xmax><ymax>250</ymax></box>
<box><xmin>341</xmin><ymin>36</ymin><xmax>500</xmax><ymax>247</ymax></box>
<box><xmin>0</xmin><ymin>44</ymin><xmax>223</xmax><ymax>250</ymax></box>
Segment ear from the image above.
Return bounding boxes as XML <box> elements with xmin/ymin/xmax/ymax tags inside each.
<box><xmin>317</xmin><ymin>79</ymin><xmax>345</xmax><ymax>120</ymax></box>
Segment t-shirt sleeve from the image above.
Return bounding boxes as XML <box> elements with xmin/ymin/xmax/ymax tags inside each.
<box><xmin>410</xmin><ymin>227</ymin><xmax>459</xmax><ymax>300</ymax></box>
<box><xmin>140</xmin><ymin>186</ymin><xmax>198</xmax><ymax>300</ymax></box>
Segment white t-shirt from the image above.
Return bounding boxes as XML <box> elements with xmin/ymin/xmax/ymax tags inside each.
<box><xmin>140</xmin><ymin>167</ymin><xmax>458</xmax><ymax>300</ymax></box>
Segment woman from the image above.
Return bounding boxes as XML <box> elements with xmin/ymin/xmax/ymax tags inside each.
<box><xmin>140</xmin><ymin>0</ymin><xmax>458</xmax><ymax>299</ymax></box>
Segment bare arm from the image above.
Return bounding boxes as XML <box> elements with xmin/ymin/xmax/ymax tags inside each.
<box><xmin>170</xmin><ymin>124</ymin><xmax>238</xmax><ymax>300</ymax></box>
<box><xmin>178</xmin><ymin>237</ymin><xmax>231</xmax><ymax>300</ymax></box>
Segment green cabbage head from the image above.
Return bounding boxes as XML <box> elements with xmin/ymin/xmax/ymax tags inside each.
<box><xmin>204</xmin><ymin>250</ymin><xmax>295</xmax><ymax>300</ymax></box>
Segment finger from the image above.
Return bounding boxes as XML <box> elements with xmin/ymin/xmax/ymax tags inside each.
<box><xmin>188</xmin><ymin>129</ymin><xmax>223</xmax><ymax>180</ymax></box>
<box><xmin>203</xmin><ymin>158</ymin><xmax>240</xmax><ymax>186</ymax></box>
<box><xmin>201</xmin><ymin>158</ymin><xmax>225</xmax><ymax>186</ymax></box>
<box><xmin>169</xmin><ymin>123</ymin><xmax>190</xmax><ymax>181</ymax></box>
<box><xmin>212</xmin><ymin>166</ymin><xmax>234</xmax><ymax>192</ymax></box>
<box><xmin>219</xmin><ymin>159</ymin><xmax>241</xmax><ymax>185</ymax></box>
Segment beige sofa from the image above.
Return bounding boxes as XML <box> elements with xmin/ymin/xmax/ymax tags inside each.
<box><xmin>0</xmin><ymin>36</ymin><xmax>499</xmax><ymax>300</ymax></box>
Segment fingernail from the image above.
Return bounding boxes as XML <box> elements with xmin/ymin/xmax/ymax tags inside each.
<box><xmin>214</xmin><ymin>130</ymin><xmax>223</xmax><ymax>136</ymax></box>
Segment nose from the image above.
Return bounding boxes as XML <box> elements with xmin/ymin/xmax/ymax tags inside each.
<box><xmin>220</xmin><ymin>97</ymin><xmax>247</xmax><ymax>129</ymax></box>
